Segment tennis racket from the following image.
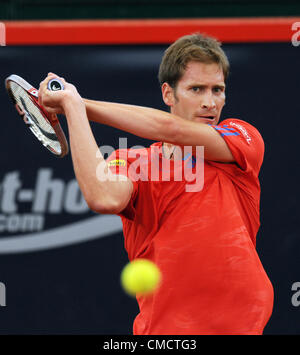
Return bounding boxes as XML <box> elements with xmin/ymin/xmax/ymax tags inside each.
<box><xmin>5</xmin><ymin>74</ymin><xmax>68</xmax><ymax>157</ymax></box>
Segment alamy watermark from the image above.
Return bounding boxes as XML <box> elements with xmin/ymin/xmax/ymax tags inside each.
<box><xmin>0</xmin><ymin>22</ymin><xmax>5</xmax><ymax>46</ymax></box>
<box><xmin>96</xmin><ymin>139</ymin><xmax>205</xmax><ymax>192</ymax></box>
<box><xmin>0</xmin><ymin>282</ymin><xmax>6</xmax><ymax>306</ymax></box>
<box><xmin>291</xmin><ymin>282</ymin><xmax>300</xmax><ymax>307</ymax></box>
<box><xmin>291</xmin><ymin>22</ymin><xmax>300</xmax><ymax>47</ymax></box>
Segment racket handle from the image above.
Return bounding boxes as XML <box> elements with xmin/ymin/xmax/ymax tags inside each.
<box><xmin>47</xmin><ymin>78</ymin><xmax>65</xmax><ymax>91</ymax></box>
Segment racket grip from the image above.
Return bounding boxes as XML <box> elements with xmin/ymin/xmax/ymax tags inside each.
<box><xmin>47</xmin><ymin>78</ymin><xmax>65</xmax><ymax>91</ymax></box>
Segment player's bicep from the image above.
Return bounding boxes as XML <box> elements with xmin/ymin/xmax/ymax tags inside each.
<box><xmin>113</xmin><ymin>176</ymin><xmax>138</xmax><ymax>219</ymax></box>
<box><xmin>173</xmin><ymin>120</ymin><xmax>235</xmax><ymax>163</ymax></box>
<box><xmin>106</xmin><ymin>152</ymin><xmax>138</xmax><ymax>219</ymax></box>
<box><xmin>200</xmin><ymin>125</ymin><xmax>235</xmax><ymax>162</ymax></box>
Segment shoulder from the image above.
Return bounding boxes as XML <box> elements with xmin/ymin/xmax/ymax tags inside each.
<box><xmin>216</xmin><ymin>118</ymin><xmax>265</xmax><ymax>174</ymax></box>
<box><xmin>219</xmin><ymin>118</ymin><xmax>264</xmax><ymax>146</ymax></box>
<box><xmin>107</xmin><ymin>143</ymin><xmax>158</xmax><ymax>165</ymax></box>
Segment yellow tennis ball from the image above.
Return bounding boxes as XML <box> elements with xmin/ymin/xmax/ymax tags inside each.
<box><xmin>121</xmin><ymin>259</ymin><xmax>161</xmax><ymax>296</ymax></box>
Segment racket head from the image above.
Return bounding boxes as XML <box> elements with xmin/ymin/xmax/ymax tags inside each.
<box><xmin>5</xmin><ymin>74</ymin><xmax>69</xmax><ymax>158</ymax></box>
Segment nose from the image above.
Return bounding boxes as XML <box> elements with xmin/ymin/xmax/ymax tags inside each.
<box><xmin>200</xmin><ymin>92</ymin><xmax>216</xmax><ymax>110</ymax></box>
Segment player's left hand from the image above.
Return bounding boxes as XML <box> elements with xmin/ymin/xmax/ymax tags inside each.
<box><xmin>38</xmin><ymin>73</ymin><xmax>82</xmax><ymax>115</ymax></box>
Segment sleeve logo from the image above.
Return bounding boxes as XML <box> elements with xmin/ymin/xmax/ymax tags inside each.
<box><xmin>108</xmin><ymin>159</ymin><xmax>127</xmax><ymax>167</ymax></box>
<box><xmin>228</xmin><ymin>122</ymin><xmax>252</xmax><ymax>144</ymax></box>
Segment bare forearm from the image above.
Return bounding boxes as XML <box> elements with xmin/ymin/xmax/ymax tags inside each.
<box><xmin>63</xmin><ymin>98</ymin><xmax>132</xmax><ymax>213</ymax></box>
<box><xmin>84</xmin><ymin>99</ymin><xmax>176</xmax><ymax>143</ymax></box>
<box><xmin>83</xmin><ymin>99</ymin><xmax>234</xmax><ymax>162</ymax></box>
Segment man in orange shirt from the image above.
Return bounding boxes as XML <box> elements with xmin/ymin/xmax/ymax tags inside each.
<box><xmin>39</xmin><ymin>33</ymin><xmax>274</xmax><ymax>334</ymax></box>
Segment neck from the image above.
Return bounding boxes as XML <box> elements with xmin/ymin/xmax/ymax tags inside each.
<box><xmin>162</xmin><ymin>142</ymin><xmax>177</xmax><ymax>160</ymax></box>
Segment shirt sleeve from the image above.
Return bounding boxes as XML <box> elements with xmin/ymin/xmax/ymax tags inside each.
<box><xmin>211</xmin><ymin>119</ymin><xmax>265</xmax><ymax>176</ymax></box>
<box><xmin>106</xmin><ymin>149</ymin><xmax>138</xmax><ymax>220</ymax></box>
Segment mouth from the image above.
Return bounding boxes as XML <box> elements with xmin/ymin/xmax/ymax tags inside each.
<box><xmin>196</xmin><ymin>115</ymin><xmax>216</xmax><ymax>121</ymax></box>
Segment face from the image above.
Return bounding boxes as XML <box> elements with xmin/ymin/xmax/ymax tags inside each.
<box><xmin>162</xmin><ymin>61</ymin><xmax>226</xmax><ymax>125</ymax></box>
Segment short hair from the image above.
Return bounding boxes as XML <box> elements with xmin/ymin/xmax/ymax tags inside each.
<box><xmin>158</xmin><ymin>33</ymin><xmax>230</xmax><ymax>88</ymax></box>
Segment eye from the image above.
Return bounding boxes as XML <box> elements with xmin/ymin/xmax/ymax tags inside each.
<box><xmin>191</xmin><ymin>87</ymin><xmax>200</xmax><ymax>92</ymax></box>
<box><xmin>213</xmin><ymin>87</ymin><xmax>224</xmax><ymax>93</ymax></box>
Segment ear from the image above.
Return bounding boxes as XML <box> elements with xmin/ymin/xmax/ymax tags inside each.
<box><xmin>161</xmin><ymin>82</ymin><xmax>175</xmax><ymax>107</ymax></box>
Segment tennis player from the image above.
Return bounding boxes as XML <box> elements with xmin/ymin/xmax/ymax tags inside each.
<box><xmin>39</xmin><ymin>33</ymin><xmax>274</xmax><ymax>335</ymax></box>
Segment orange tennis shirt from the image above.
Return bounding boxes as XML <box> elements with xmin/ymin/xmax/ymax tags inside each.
<box><xmin>107</xmin><ymin>118</ymin><xmax>274</xmax><ymax>335</ymax></box>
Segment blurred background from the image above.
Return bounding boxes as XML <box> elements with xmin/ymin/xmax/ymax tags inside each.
<box><xmin>0</xmin><ymin>0</ymin><xmax>299</xmax><ymax>335</ymax></box>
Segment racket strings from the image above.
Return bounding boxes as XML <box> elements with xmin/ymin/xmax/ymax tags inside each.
<box><xmin>9</xmin><ymin>82</ymin><xmax>62</xmax><ymax>154</ymax></box>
